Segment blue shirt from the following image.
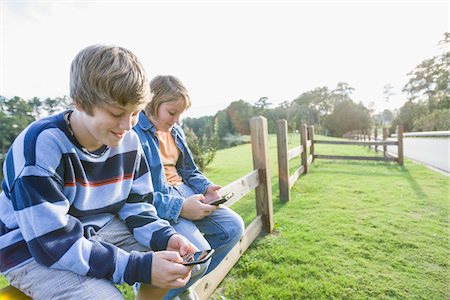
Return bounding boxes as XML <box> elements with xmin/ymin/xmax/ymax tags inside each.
<box><xmin>133</xmin><ymin>112</ymin><xmax>212</xmax><ymax>222</ymax></box>
<box><xmin>0</xmin><ymin>111</ymin><xmax>177</xmax><ymax>285</ymax></box>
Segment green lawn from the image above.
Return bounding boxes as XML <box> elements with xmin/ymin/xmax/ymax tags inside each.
<box><xmin>1</xmin><ymin>134</ymin><xmax>449</xmax><ymax>299</ymax></box>
<box><xmin>206</xmin><ymin>135</ymin><xmax>449</xmax><ymax>299</ymax></box>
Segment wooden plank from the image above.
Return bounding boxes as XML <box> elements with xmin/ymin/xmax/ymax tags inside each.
<box><xmin>374</xmin><ymin>127</ymin><xmax>378</xmax><ymax>152</ymax></box>
<box><xmin>250</xmin><ymin>117</ymin><xmax>273</xmax><ymax>233</ymax></box>
<box><xmin>221</xmin><ymin>169</ymin><xmax>259</xmax><ymax>208</ymax></box>
<box><xmin>308</xmin><ymin>126</ymin><xmax>315</xmax><ymax>163</ymax></box>
<box><xmin>277</xmin><ymin>120</ymin><xmax>290</xmax><ymax>202</ymax></box>
<box><xmin>192</xmin><ymin>216</ymin><xmax>264</xmax><ymax>300</ymax></box>
<box><xmin>313</xmin><ymin>140</ymin><xmax>397</xmax><ymax>146</ymax></box>
<box><xmin>287</xmin><ymin>146</ymin><xmax>302</xmax><ymax>161</ymax></box>
<box><xmin>0</xmin><ymin>286</ymin><xmax>31</xmax><ymax>299</ymax></box>
<box><xmin>300</xmin><ymin>124</ymin><xmax>308</xmax><ymax>174</ymax></box>
<box><xmin>307</xmin><ymin>154</ymin><xmax>313</xmax><ymax>165</ymax></box>
<box><xmin>397</xmin><ymin>125</ymin><xmax>404</xmax><ymax>165</ymax></box>
<box><xmin>306</xmin><ymin>140</ymin><xmax>312</xmax><ymax>147</ymax></box>
<box><xmin>314</xmin><ymin>154</ymin><xmax>397</xmax><ymax>162</ymax></box>
<box><xmin>289</xmin><ymin>166</ymin><xmax>304</xmax><ymax>188</ymax></box>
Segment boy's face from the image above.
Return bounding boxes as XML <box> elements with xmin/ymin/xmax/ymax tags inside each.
<box><xmin>153</xmin><ymin>97</ymin><xmax>186</xmax><ymax>132</ymax></box>
<box><xmin>75</xmin><ymin>102</ymin><xmax>144</xmax><ymax>150</ymax></box>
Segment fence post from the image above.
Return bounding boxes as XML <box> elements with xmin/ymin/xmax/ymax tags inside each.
<box><xmin>367</xmin><ymin>128</ymin><xmax>371</xmax><ymax>150</ymax></box>
<box><xmin>276</xmin><ymin>119</ymin><xmax>290</xmax><ymax>202</ymax></box>
<box><xmin>300</xmin><ymin>124</ymin><xmax>308</xmax><ymax>174</ymax></box>
<box><xmin>397</xmin><ymin>125</ymin><xmax>404</xmax><ymax>165</ymax></box>
<box><xmin>383</xmin><ymin>128</ymin><xmax>388</xmax><ymax>157</ymax></box>
<box><xmin>374</xmin><ymin>127</ymin><xmax>378</xmax><ymax>152</ymax></box>
<box><xmin>250</xmin><ymin>116</ymin><xmax>274</xmax><ymax>233</ymax></box>
<box><xmin>308</xmin><ymin>126</ymin><xmax>315</xmax><ymax>163</ymax></box>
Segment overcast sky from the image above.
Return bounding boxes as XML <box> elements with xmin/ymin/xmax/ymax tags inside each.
<box><xmin>1</xmin><ymin>0</ymin><xmax>448</xmax><ymax>118</ymax></box>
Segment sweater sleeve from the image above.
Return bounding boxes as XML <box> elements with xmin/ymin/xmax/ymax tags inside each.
<box><xmin>117</xmin><ymin>146</ymin><xmax>178</xmax><ymax>250</ymax></box>
<box><xmin>9</xmin><ymin>165</ymin><xmax>152</xmax><ymax>285</ymax></box>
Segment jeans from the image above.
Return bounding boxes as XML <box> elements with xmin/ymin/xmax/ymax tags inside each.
<box><xmin>164</xmin><ymin>184</ymin><xmax>245</xmax><ymax>300</ymax></box>
<box><xmin>4</xmin><ymin>217</ymin><xmax>149</xmax><ymax>300</ymax></box>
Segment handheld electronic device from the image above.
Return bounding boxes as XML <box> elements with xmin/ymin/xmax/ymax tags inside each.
<box><xmin>210</xmin><ymin>192</ymin><xmax>234</xmax><ymax>206</ymax></box>
<box><xmin>182</xmin><ymin>249</ymin><xmax>215</xmax><ymax>266</ymax></box>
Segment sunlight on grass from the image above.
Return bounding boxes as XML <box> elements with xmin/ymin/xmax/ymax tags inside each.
<box><xmin>2</xmin><ymin>134</ymin><xmax>448</xmax><ymax>300</ymax></box>
<box><xmin>204</xmin><ymin>135</ymin><xmax>449</xmax><ymax>300</ymax></box>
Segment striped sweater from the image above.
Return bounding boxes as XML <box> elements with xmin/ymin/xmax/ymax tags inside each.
<box><xmin>0</xmin><ymin>111</ymin><xmax>177</xmax><ymax>285</ymax></box>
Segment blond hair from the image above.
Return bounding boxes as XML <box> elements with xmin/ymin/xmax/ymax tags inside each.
<box><xmin>146</xmin><ymin>75</ymin><xmax>191</xmax><ymax>117</ymax></box>
<box><xmin>70</xmin><ymin>44</ymin><xmax>150</xmax><ymax>115</ymax></box>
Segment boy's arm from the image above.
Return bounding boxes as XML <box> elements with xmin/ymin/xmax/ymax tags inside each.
<box><xmin>152</xmin><ymin>191</ymin><xmax>185</xmax><ymax>222</ymax></box>
<box><xmin>117</xmin><ymin>147</ymin><xmax>179</xmax><ymax>248</ymax></box>
<box><xmin>176</xmin><ymin>126</ymin><xmax>212</xmax><ymax>195</ymax></box>
<box><xmin>8</xmin><ymin>168</ymin><xmax>153</xmax><ymax>286</ymax></box>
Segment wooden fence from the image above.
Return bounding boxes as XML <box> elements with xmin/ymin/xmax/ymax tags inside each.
<box><xmin>192</xmin><ymin>116</ymin><xmax>274</xmax><ymax>299</ymax></box>
<box><xmin>314</xmin><ymin>125</ymin><xmax>404</xmax><ymax>165</ymax></box>
<box><xmin>276</xmin><ymin>120</ymin><xmax>313</xmax><ymax>202</ymax></box>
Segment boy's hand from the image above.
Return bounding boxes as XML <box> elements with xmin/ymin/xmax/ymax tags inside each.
<box><xmin>202</xmin><ymin>184</ymin><xmax>222</xmax><ymax>204</ymax></box>
<box><xmin>151</xmin><ymin>251</ymin><xmax>192</xmax><ymax>288</ymax></box>
<box><xmin>166</xmin><ymin>234</ymin><xmax>199</xmax><ymax>257</ymax></box>
<box><xmin>180</xmin><ymin>194</ymin><xmax>216</xmax><ymax>220</ymax></box>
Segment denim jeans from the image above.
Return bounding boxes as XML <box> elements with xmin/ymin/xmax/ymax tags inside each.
<box><xmin>164</xmin><ymin>184</ymin><xmax>245</xmax><ymax>300</ymax></box>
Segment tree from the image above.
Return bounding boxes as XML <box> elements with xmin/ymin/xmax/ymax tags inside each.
<box><xmin>403</xmin><ymin>32</ymin><xmax>449</xmax><ymax>111</ymax></box>
<box><xmin>332</xmin><ymin>82</ymin><xmax>355</xmax><ymax>105</ymax></box>
<box><xmin>291</xmin><ymin>87</ymin><xmax>331</xmax><ymax>133</ymax></box>
<box><xmin>383</xmin><ymin>83</ymin><xmax>395</xmax><ymax>103</ymax></box>
<box><xmin>323</xmin><ymin>99</ymin><xmax>371</xmax><ymax>137</ymax></box>
<box><xmin>413</xmin><ymin>108</ymin><xmax>450</xmax><ymax>131</ymax></box>
<box><xmin>226</xmin><ymin>100</ymin><xmax>254</xmax><ymax>135</ymax></box>
<box><xmin>394</xmin><ymin>32</ymin><xmax>449</xmax><ymax>131</ymax></box>
<box><xmin>392</xmin><ymin>100</ymin><xmax>428</xmax><ymax>132</ymax></box>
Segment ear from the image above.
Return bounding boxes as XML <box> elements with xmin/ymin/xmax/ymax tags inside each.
<box><xmin>72</xmin><ymin>99</ymin><xmax>84</xmax><ymax>111</ymax></box>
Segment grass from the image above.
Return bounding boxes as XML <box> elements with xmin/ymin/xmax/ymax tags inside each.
<box><xmin>205</xmin><ymin>135</ymin><xmax>449</xmax><ymax>299</ymax></box>
<box><xmin>1</xmin><ymin>134</ymin><xmax>449</xmax><ymax>299</ymax></box>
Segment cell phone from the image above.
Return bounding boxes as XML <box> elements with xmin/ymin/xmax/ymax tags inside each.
<box><xmin>182</xmin><ymin>249</ymin><xmax>215</xmax><ymax>265</ymax></box>
<box><xmin>210</xmin><ymin>192</ymin><xmax>234</xmax><ymax>206</ymax></box>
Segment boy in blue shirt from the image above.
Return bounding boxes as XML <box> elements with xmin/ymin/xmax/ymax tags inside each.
<box><xmin>0</xmin><ymin>45</ymin><xmax>197</xmax><ymax>300</ymax></box>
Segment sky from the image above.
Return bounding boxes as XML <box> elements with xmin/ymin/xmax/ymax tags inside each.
<box><xmin>1</xmin><ymin>0</ymin><xmax>448</xmax><ymax>118</ymax></box>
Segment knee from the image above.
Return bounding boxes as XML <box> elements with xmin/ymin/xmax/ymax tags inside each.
<box><xmin>225</xmin><ymin>214</ymin><xmax>245</xmax><ymax>245</ymax></box>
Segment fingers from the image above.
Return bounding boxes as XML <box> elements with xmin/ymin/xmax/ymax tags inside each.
<box><xmin>210</xmin><ymin>184</ymin><xmax>222</xmax><ymax>191</ymax></box>
<box><xmin>157</xmin><ymin>249</ymin><xmax>183</xmax><ymax>263</ymax></box>
<box><xmin>196</xmin><ymin>194</ymin><xmax>205</xmax><ymax>201</ymax></box>
<box><xmin>187</xmin><ymin>194</ymin><xmax>205</xmax><ymax>202</ymax></box>
<box><xmin>198</xmin><ymin>202</ymin><xmax>217</xmax><ymax>216</ymax></box>
<box><xmin>151</xmin><ymin>251</ymin><xmax>193</xmax><ymax>289</ymax></box>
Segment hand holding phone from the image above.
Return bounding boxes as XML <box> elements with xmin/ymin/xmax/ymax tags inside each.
<box><xmin>209</xmin><ymin>192</ymin><xmax>234</xmax><ymax>206</ymax></box>
<box><xmin>182</xmin><ymin>249</ymin><xmax>215</xmax><ymax>265</ymax></box>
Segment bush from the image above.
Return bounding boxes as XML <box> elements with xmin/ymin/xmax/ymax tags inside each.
<box><xmin>413</xmin><ymin>108</ymin><xmax>450</xmax><ymax>131</ymax></box>
<box><xmin>183</xmin><ymin>126</ymin><xmax>218</xmax><ymax>171</ymax></box>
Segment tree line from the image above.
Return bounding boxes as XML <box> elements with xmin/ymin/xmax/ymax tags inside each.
<box><xmin>184</xmin><ymin>32</ymin><xmax>449</xmax><ymax>143</ymax></box>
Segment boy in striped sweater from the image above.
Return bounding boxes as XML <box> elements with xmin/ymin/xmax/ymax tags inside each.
<box><xmin>0</xmin><ymin>44</ymin><xmax>197</xmax><ymax>300</ymax></box>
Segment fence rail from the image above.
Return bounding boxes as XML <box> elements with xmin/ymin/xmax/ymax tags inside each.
<box><xmin>314</xmin><ymin>125</ymin><xmax>404</xmax><ymax>165</ymax></box>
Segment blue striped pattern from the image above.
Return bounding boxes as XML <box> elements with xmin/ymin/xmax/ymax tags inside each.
<box><xmin>0</xmin><ymin>111</ymin><xmax>177</xmax><ymax>285</ymax></box>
